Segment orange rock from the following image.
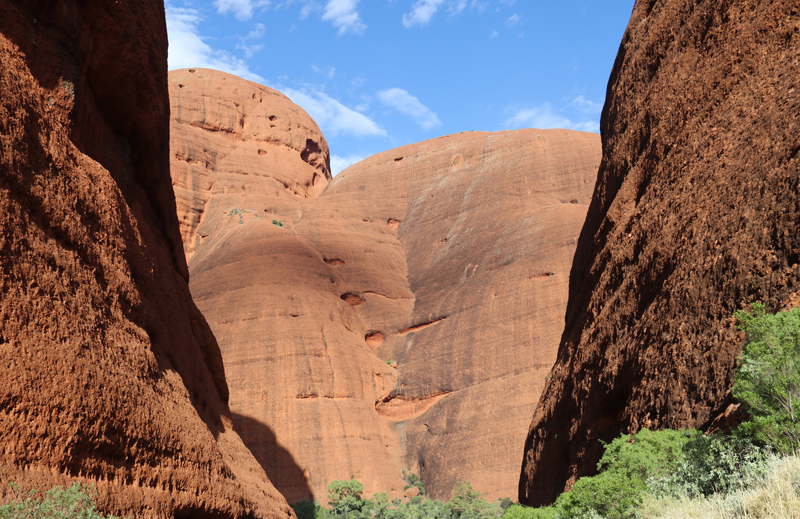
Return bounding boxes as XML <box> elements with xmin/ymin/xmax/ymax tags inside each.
<box><xmin>0</xmin><ymin>5</ymin><xmax>290</xmax><ymax>519</ymax></box>
<box><xmin>170</xmin><ymin>71</ymin><xmax>601</xmax><ymax>502</ymax></box>
<box><xmin>519</xmin><ymin>0</ymin><xmax>800</xmax><ymax>506</ymax></box>
<box><xmin>404</xmin><ymin>486</ymin><xmax>420</xmax><ymax>498</ymax></box>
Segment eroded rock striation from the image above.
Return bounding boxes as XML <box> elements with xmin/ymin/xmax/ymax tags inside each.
<box><xmin>169</xmin><ymin>69</ymin><xmax>601</xmax><ymax>502</ymax></box>
<box><xmin>519</xmin><ymin>0</ymin><xmax>800</xmax><ymax>506</ymax></box>
<box><xmin>0</xmin><ymin>3</ymin><xmax>292</xmax><ymax>518</ymax></box>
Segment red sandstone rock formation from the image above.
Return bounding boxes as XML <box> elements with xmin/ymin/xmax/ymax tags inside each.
<box><xmin>169</xmin><ymin>70</ymin><xmax>601</xmax><ymax>502</ymax></box>
<box><xmin>0</xmin><ymin>3</ymin><xmax>292</xmax><ymax>518</ymax></box>
<box><xmin>519</xmin><ymin>0</ymin><xmax>800</xmax><ymax>506</ymax></box>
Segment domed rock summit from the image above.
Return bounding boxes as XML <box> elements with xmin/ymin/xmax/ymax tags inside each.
<box><xmin>169</xmin><ymin>69</ymin><xmax>602</xmax><ymax>502</ymax></box>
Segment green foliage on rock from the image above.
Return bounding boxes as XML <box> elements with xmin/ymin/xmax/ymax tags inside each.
<box><xmin>0</xmin><ymin>482</ymin><xmax>120</xmax><ymax>519</ymax></box>
<box><xmin>733</xmin><ymin>303</ymin><xmax>800</xmax><ymax>453</ymax></box>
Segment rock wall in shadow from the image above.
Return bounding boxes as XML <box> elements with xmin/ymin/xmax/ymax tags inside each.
<box><xmin>519</xmin><ymin>0</ymin><xmax>800</xmax><ymax>506</ymax></box>
<box><xmin>233</xmin><ymin>413</ymin><xmax>314</xmax><ymax>504</ymax></box>
<box><xmin>0</xmin><ymin>2</ymin><xmax>291</xmax><ymax>517</ymax></box>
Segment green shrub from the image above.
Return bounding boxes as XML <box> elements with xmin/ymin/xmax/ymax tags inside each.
<box><xmin>447</xmin><ymin>482</ymin><xmax>498</xmax><ymax>519</ymax></box>
<box><xmin>327</xmin><ymin>480</ymin><xmax>365</xmax><ymax>517</ymax></box>
<box><xmin>0</xmin><ymin>482</ymin><xmax>120</xmax><ymax>518</ymax></box>
<box><xmin>292</xmin><ymin>499</ymin><xmax>324</xmax><ymax>519</ymax></box>
<box><xmin>649</xmin><ymin>433</ymin><xmax>772</xmax><ymax>499</ymax></box>
<box><xmin>733</xmin><ymin>303</ymin><xmax>800</xmax><ymax>453</ymax></box>
<box><xmin>501</xmin><ymin>503</ymin><xmax>558</xmax><ymax>519</ymax></box>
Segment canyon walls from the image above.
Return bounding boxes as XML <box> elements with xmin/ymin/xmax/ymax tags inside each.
<box><xmin>168</xmin><ymin>68</ymin><xmax>602</xmax><ymax>502</ymax></box>
<box><xmin>519</xmin><ymin>0</ymin><xmax>800</xmax><ymax>506</ymax></box>
<box><xmin>0</xmin><ymin>3</ymin><xmax>292</xmax><ymax>517</ymax></box>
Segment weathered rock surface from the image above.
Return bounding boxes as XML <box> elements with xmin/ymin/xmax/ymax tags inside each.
<box><xmin>0</xmin><ymin>3</ymin><xmax>292</xmax><ymax>518</ymax></box>
<box><xmin>169</xmin><ymin>70</ymin><xmax>601</xmax><ymax>502</ymax></box>
<box><xmin>520</xmin><ymin>0</ymin><xmax>800</xmax><ymax>506</ymax></box>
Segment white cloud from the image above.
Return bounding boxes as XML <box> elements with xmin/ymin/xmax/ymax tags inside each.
<box><xmin>331</xmin><ymin>154</ymin><xmax>367</xmax><ymax>175</ymax></box>
<box><xmin>505</xmin><ymin>13</ymin><xmax>520</xmax><ymax>26</ymax></box>
<box><xmin>377</xmin><ymin>88</ymin><xmax>441</xmax><ymax>130</ymax></box>
<box><xmin>166</xmin><ymin>7</ymin><xmax>264</xmax><ymax>82</ymax></box>
<box><xmin>244</xmin><ymin>23</ymin><xmax>266</xmax><ymax>39</ymax></box>
<box><xmin>322</xmin><ymin>0</ymin><xmax>366</xmax><ymax>35</ymax></box>
<box><xmin>311</xmin><ymin>64</ymin><xmax>336</xmax><ymax>79</ymax></box>
<box><xmin>570</xmin><ymin>95</ymin><xmax>603</xmax><ymax>115</ymax></box>
<box><xmin>283</xmin><ymin>88</ymin><xmax>386</xmax><ymax>137</ymax></box>
<box><xmin>490</xmin><ymin>29</ymin><xmax>498</xmax><ymax>38</ymax></box>
<box><xmin>449</xmin><ymin>0</ymin><xmax>467</xmax><ymax>14</ymax></box>
<box><xmin>503</xmin><ymin>103</ymin><xmax>599</xmax><ymax>133</ymax></box>
<box><xmin>403</xmin><ymin>0</ymin><xmax>445</xmax><ymax>27</ymax></box>
<box><xmin>239</xmin><ymin>43</ymin><xmax>264</xmax><ymax>58</ymax></box>
<box><xmin>213</xmin><ymin>0</ymin><xmax>270</xmax><ymax>21</ymax></box>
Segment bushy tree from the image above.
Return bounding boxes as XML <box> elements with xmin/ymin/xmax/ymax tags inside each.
<box><xmin>327</xmin><ymin>480</ymin><xmax>365</xmax><ymax>518</ymax></box>
<box><xmin>447</xmin><ymin>482</ymin><xmax>498</xmax><ymax>519</ymax></box>
<box><xmin>649</xmin><ymin>433</ymin><xmax>771</xmax><ymax>498</ymax></box>
<box><xmin>0</xmin><ymin>482</ymin><xmax>120</xmax><ymax>519</ymax></box>
<box><xmin>733</xmin><ymin>303</ymin><xmax>800</xmax><ymax>453</ymax></box>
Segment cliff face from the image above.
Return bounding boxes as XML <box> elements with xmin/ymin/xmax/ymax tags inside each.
<box><xmin>0</xmin><ymin>3</ymin><xmax>291</xmax><ymax>518</ymax></box>
<box><xmin>168</xmin><ymin>69</ymin><xmax>601</xmax><ymax>502</ymax></box>
<box><xmin>324</xmin><ymin>132</ymin><xmax>599</xmax><ymax>501</ymax></box>
<box><xmin>520</xmin><ymin>0</ymin><xmax>800</xmax><ymax>505</ymax></box>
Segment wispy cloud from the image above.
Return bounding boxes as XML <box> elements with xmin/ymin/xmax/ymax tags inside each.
<box><xmin>402</xmin><ymin>0</ymin><xmax>486</xmax><ymax>27</ymax></box>
<box><xmin>403</xmin><ymin>0</ymin><xmax>446</xmax><ymax>27</ymax></box>
<box><xmin>490</xmin><ymin>29</ymin><xmax>498</xmax><ymax>38</ymax></box>
<box><xmin>166</xmin><ymin>7</ymin><xmax>264</xmax><ymax>81</ymax></box>
<box><xmin>503</xmin><ymin>103</ymin><xmax>599</xmax><ymax>133</ymax></box>
<box><xmin>243</xmin><ymin>22</ymin><xmax>266</xmax><ymax>39</ymax></box>
<box><xmin>377</xmin><ymin>88</ymin><xmax>441</xmax><ymax>130</ymax></box>
<box><xmin>213</xmin><ymin>0</ymin><xmax>270</xmax><ymax>21</ymax></box>
<box><xmin>331</xmin><ymin>154</ymin><xmax>367</xmax><ymax>175</ymax></box>
<box><xmin>570</xmin><ymin>95</ymin><xmax>603</xmax><ymax>115</ymax></box>
<box><xmin>283</xmin><ymin>88</ymin><xmax>386</xmax><ymax>137</ymax></box>
<box><xmin>505</xmin><ymin>13</ymin><xmax>520</xmax><ymax>26</ymax></box>
<box><xmin>322</xmin><ymin>0</ymin><xmax>366</xmax><ymax>34</ymax></box>
<box><xmin>311</xmin><ymin>64</ymin><xmax>336</xmax><ymax>79</ymax></box>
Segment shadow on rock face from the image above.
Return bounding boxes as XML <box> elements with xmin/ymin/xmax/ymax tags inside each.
<box><xmin>232</xmin><ymin>413</ymin><xmax>314</xmax><ymax>504</ymax></box>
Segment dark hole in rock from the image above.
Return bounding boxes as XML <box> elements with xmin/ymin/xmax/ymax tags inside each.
<box><xmin>340</xmin><ymin>293</ymin><xmax>364</xmax><ymax>306</ymax></box>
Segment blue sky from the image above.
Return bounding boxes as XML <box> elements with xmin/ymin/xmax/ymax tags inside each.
<box><xmin>165</xmin><ymin>0</ymin><xmax>635</xmax><ymax>174</ymax></box>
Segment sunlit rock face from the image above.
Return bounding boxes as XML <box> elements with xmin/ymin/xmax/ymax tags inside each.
<box><xmin>169</xmin><ymin>68</ymin><xmax>601</xmax><ymax>502</ymax></box>
<box><xmin>519</xmin><ymin>0</ymin><xmax>800</xmax><ymax>506</ymax></box>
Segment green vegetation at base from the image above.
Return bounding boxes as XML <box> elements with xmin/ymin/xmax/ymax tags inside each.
<box><xmin>509</xmin><ymin>303</ymin><xmax>800</xmax><ymax>518</ymax></box>
<box><xmin>0</xmin><ymin>482</ymin><xmax>120</xmax><ymax>519</ymax></box>
<box><xmin>292</xmin><ymin>474</ymin><xmax>508</xmax><ymax>519</ymax></box>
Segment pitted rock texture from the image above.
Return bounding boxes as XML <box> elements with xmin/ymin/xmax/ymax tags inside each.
<box><xmin>520</xmin><ymin>0</ymin><xmax>800</xmax><ymax>506</ymax></box>
<box><xmin>169</xmin><ymin>68</ymin><xmax>331</xmax><ymax>259</ymax></box>
<box><xmin>0</xmin><ymin>4</ymin><xmax>292</xmax><ymax>518</ymax></box>
<box><xmin>169</xmin><ymin>72</ymin><xmax>601</xmax><ymax>503</ymax></box>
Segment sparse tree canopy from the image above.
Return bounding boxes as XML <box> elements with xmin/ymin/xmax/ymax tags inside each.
<box><xmin>734</xmin><ymin>303</ymin><xmax>800</xmax><ymax>453</ymax></box>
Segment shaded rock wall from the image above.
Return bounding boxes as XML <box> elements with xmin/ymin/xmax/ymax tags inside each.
<box><xmin>0</xmin><ymin>3</ymin><xmax>292</xmax><ymax>518</ymax></box>
<box><xmin>168</xmin><ymin>71</ymin><xmax>601</xmax><ymax>502</ymax></box>
<box><xmin>519</xmin><ymin>0</ymin><xmax>800</xmax><ymax>506</ymax></box>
